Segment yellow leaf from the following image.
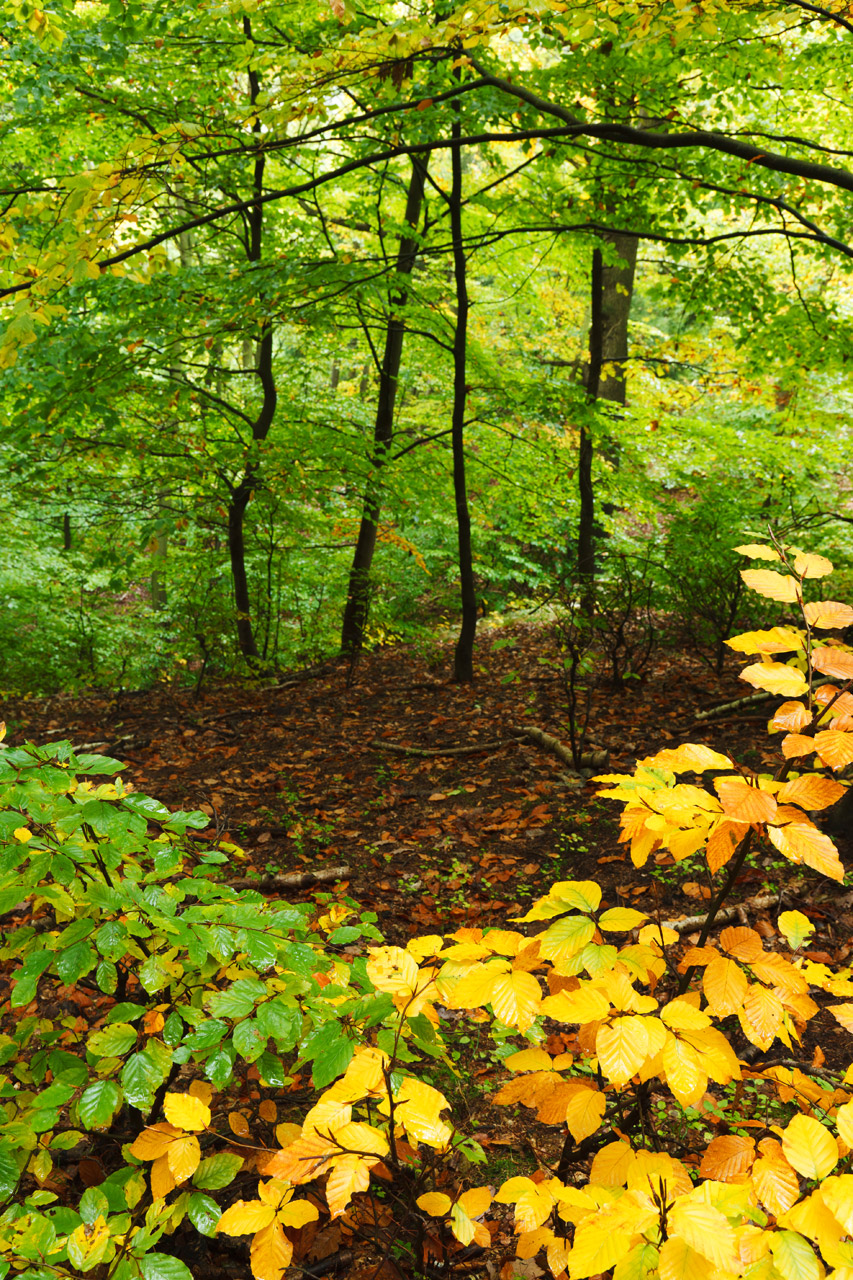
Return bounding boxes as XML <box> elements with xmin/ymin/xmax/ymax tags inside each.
<box><xmin>770</xmin><ymin>1230</ymin><xmax>820</xmax><ymax>1280</ymax></box>
<box><xmin>703</xmin><ymin>956</ymin><xmax>748</xmax><ymax>1017</ymax></box>
<box><xmin>167</xmin><ymin>1133</ymin><xmax>200</xmax><ymax>1184</ymax></box>
<box><xmin>366</xmin><ymin>946</ymin><xmax>420</xmax><ymax>998</ymax></box>
<box><xmin>771</xmin><ymin>701</ymin><xmax>812</xmax><ymax>733</ymax></box>
<box><xmin>742</xmin><ymin>985</ymin><xmax>784</xmax><ymax>1050</ymax></box>
<box><xmin>804</xmin><ymin>600</ymin><xmax>853</xmax><ymax>629</ymax></box>
<box><xmin>589</xmin><ymin>1140</ymin><xmax>633</xmax><ymax>1187</ymax></box>
<box><xmin>720</xmin><ymin>925</ymin><xmax>763</xmax><ymax>962</ymax></box>
<box><xmin>546</xmin><ymin>1236</ymin><xmax>573</xmax><ymax>1277</ymax></box>
<box><xmin>483</xmin><ymin>929</ymin><xmax>527</xmax><ymax>955</ymax></box>
<box><xmin>778</xmin><ymin>775</ymin><xmax>845</xmax><ymax>811</ymax></box>
<box><xmin>782</xmin><ymin>1114</ymin><xmax>838</xmax><ymax>1180</ymax></box>
<box><xmin>596</xmin><ymin>1016</ymin><xmax>650</xmax><ymax>1085</ymax></box>
<box><xmin>661</xmin><ymin>1000</ymin><xmax>711</xmax><ymax>1032</ymax></box>
<box><xmin>570</xmin><ymin>1220</ymin><xmax>633</xmax><ymax>1278</ymax></box>
<box><xmin>324</xmin><ymin>1154</ymin><xmax>370</xmax><ymax>1219</ymax></box>
<box><xmin>815</xmin><ymin>730</ymin><xmax>853</xmax><ymax>770</ymax></box>
<box><xmin>274</xmin><ymin>1122</ymin><xmax>301</xmax><ymax>1147</ymax></box>
<box><xmin>783</xmin><ymin>734</ymin><xmax>817</xmax><ymax>759</ymax></box>
<box><xmin>445</xmin><ymin>961</ymin><xmax>501</xmax><ymax>1010</ymax></box>
<box><xmin>519</xmin><ymin>879</ymin><xmax>601</xmax><ymax>921</ymax></box>
<box><xmin>261</xmin><ymin>1131</ymin><xmax>337</xmax><ymax>1183</ymax></box>
<box><xmin>130</xmin><ymin>1123</ymin><xmax>181</xmax><ymax>1161</ymax></box>
<box><xmin>406</xmin><ymin>934</ymin><xmax>444</xmax><ymax>961</ymax></box>
<box><xmin>458</xmin><ymin>1186</ymin><xmax>492</xmax><ymax>1219</ymax></box>
<box><xmin>727</xmin><ymin>627</ymin><xmax>804</xmax><ymax>655</ymax></box>
<box><xmin>278</xmin><ymin>1198</ymin><xmax>320</xmax><ymax>1229</ymax></box>
<box><xmin>662</xmin><ymin>1034</ymin><xmax>706</xmax><ymax>1107</ymax></box>
<box><xmin>540</xmin><ymin>984</ymin><xmax>610</xmax><ymax>1023</ymax></box>
<box><xmin>777</xmin><ymin>911</ymin><xmax>816</xmax><ymax>950</ymax></box>
<box><xmin>251</xmin><ymin>1219</ymin><xmax>292</xmax><ymax>1280</ymax></box>
<box><xmin>714</xmin><ymin>776</ymin><xmax>777</xmax><ymax>823</ymax></box>
<box><xmin>217</xmin><ymin>1199</ymin><xmax>277</xmax><ymax>1235</ymax></box>
<box><xmin>669</xmin><ymin>1199</ymin><xmax>736</xmax><ymax>1268</ymax></box>
<box><xmin>504</xmin><ymin>1047</ymin><xmax>554</xmax><ymax>1072</ymax></box>
<box><xmin>490</xmin><ymin>970</ymin><xmax>542</xmax><ymax>1031</ymax></box>
<box><xmin>163</xmin><ymin>1092</ymin><xmax>211</xmax><ymax>1132</ymax></box>
<box><xmin>813</xmin><ymin>647</ymin><xmax>853</xmax><ymax>681</ymax></box>
<box><xmin>539</xmin><ymin>914</ymin><xmax>596</xmax><ymax>968</ymax></box>
<box><xmin>381</xmin><ymin>1080</ymin><xmax>449</xmax><ymax>1148</ymax></box>
<box><xmin>835</xmin><ymin>1103</ymin><xmax>853</xmax><ymax>1148</ymax></box>
<box><xmin>657</xmin><ymin>1236</ymin><xmax>714</xmax><ymax>1280</ymax></box>
<box><xmin>794</xmin><ymin>553</ymin><xmax>833</xmax><ymax>579</ymax></box>
<box><xmin>189</xmin><ymin>1080</ymin><xmax>213</xmax><ymax>1105</ymax></box>
<box><xmin>819</xmin><ymin>1174</ymin><xmax>853</xmax><ymax>1236</ymax></box>
<box><xmin>150</xmin><ymin>1152</ymin><xmax>176</xmax><ymax>1200</ymax></box>
<box><xmin>741</xmin><ymin>570</ymin><xmax>800</xmax><ymax>602</ymax></box>
<box><xmin>830</xmin><ymin>1003</ymin><xmax>853</xmax><ymax>1033</ymax></box>
<box><xmin>768</xmin><ymin>818</ymin><xmax>844</xmax><ymax>881</ymax></box>
<box><xmin>647</xmin><ymin>744</ymin><xmax>734</xmax><ymax>772</ymax></box>
<box><xmin>740</xmin><ymin>662</ymin><xmax>808</xmax><ymax>697</ymax></box>
<box><xmin>699</xmin><ymin>1134</ymin><xmax>755</xmax><ymax>1182</ymax></box>
<box><xmin>753</xmin><ymin>1154</ymin><xmax>801</xmax><ymax>1216</ymax></box>
<box><xmin>12</xmin><ymin>827</ymin><xmax>32</xmax><ymax>842</ymax></box>
<box><xmin>598</xmin><ymin>907</ymin><xmax>648</xmax><ymax>931</ymax></box>
<box><xmin>418</xmin><ymin>1192</ymin><xmax>452</xmax><ymax>1216</ymax></box>
<box><xmin>735</xmin><ymin>544</ymin><xmax>780</xmax><ymax>561</ymax></box>
<box><xmin>565</xmin><ymin>1088</ymin><xmax>606</xmax><ymax>1142</ymax></box>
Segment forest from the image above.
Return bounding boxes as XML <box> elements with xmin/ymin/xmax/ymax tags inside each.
<box><xmin>3</xmin><ymin>1</ymin><xmax>853</xmax><ymax>1279</ymax></box>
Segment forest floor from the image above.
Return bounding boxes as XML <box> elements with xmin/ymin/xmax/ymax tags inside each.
<box><xmin>5</xmin><ymin>622</ymin><xmax>853</xmax><ymax>1280</ymax></box>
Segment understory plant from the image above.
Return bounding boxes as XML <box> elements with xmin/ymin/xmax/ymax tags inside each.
<box><xmin>4</xmin><ymin>538</ymin><xmax>853</xmax><ymax>1280</ymax></box>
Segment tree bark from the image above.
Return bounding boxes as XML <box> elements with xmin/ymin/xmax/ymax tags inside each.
<box><xmin>598</xmin><ymin>231</ymin><xmax>637</xmax><ymax>407</ymax></box>
<box><xmin>578</xmin><ymin>247</ymin><xmax>603</xmax><ymax>616</ymax></box>
<box><xmin>449</xmin><ymin>109</ymin><xmax>476</xmax><ymax>684</ymax></box>
<box><xmin>341</xmin><ymin>157</ymin><xmax>428</xmax><ymax>655</ymax></box>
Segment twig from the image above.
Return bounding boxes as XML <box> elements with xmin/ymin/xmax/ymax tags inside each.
<box><xmin>369</xmin><ymin>738</ymin><xmax>506</xmax><ymax>757</ymax></box>
<box><xmin>229</xmin><ymin>865</ymin><xmax>350</xmax><ymax>891</ymax></box>
<box><xmin>693</xmin><ymin>691</ymin><xmax>772</xmax><ymax>721</ymax></box>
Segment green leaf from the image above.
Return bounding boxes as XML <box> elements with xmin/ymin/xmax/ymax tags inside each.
<box><xmin>207</xmin><ymin>978</ymin><xmax>266</xmax><ymax>1019</ymax></box>
<box><xmin>328</xmin><ymin>926</ymin><xmax>361</xmax><ymax>945</ymax></box>
<box><xmin>255</xmin><ymin>997</ymin><xmax>300</xmax><ymax>1050</ymax></box>
<box><xmin>188</xmin><ymin>1192</ymin><xmax>221</xmax><ymax>1236</ymax></box>
<box><xmin>56</xmin><ymin>940</ymin><xmax>97</xmax><ymax>985</ymax></box>
<box><xmin>232</xmin><ymin>1018</ymin><xmax>268</xmax><ymax>1063</ymax></box>
<box><xmin>88</xmin><ymin>1023</ymin><xmax>138</xmax><ymax>1058</ymax></box>
<box><xmin>78</xmin><ymin>1080</ymin><xmax>122</xmax><ymax>1129</ymax></box>
<box><xmin>140</xmin><ymin>1254</ymin><xmax>194</xmax><ymax>1280</ymax></box>
<box><xmin>192</xmin><ymin>1153</ymin><xmax>243</xmax><ymax>1190</ymax></box>
<box><xmin>307</xmin><ymin>1024</ymin><xmax>354</xmax><ymax>1089</ymax></box>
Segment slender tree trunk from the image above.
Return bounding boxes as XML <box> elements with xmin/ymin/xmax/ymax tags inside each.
<box><xmin>578</xmin><ymin>248</ymin><xmax>603</xmax><ymax>616</ymax></box>
<box><xmin>340</xmin><ymin>157</ymin><xmax>427</xmax><ymax>655</ymax></box>
<box><xmin>228</xmin><ymin>20</ymin><xmax>277</xmax><ymax>663</ymax></box>
<box><xmin>598</xmin><ymin>231</ymin><xmax>637</xmax><ymax>407</ymax></box>
<box><xmin>449</xmin><ymin>112</ymin><xmax>476</xmax><ymax>684</ymax></box>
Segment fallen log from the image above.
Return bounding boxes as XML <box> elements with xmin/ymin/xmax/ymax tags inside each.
<box><xmin>229</xmin><ymin>865</ymin><xmax>350</xmax><ymax>892</ymax></box>
<box><xmin>509</xmin><ymin>725</ymin><xmax>609</xmax><ymax>772</ymax></box>
<box><xmin>661</xmin><ymin>890</ymin><xmax>783</xmax><ymax>933</ymax></box>
<box><xmin>369</xmin><ymin>738</ymin><xmax>506</xmax><ymax>758</ymax></box>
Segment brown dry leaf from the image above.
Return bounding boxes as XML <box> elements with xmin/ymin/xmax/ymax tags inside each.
<box><xmin>228</xmin><ymin>1111</ymin><xmax>251</xmax><ymax>1137</ymax></box>
<box><xmin>259</xmin><ymin>1100</ymin><xmax>277</xmax><ymax>1123</ymax></box>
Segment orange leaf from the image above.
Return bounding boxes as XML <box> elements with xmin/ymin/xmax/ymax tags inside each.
<box><xmin>781</xmin><ymin>733</ymin><xmax>817</xmax><ymax>759</ymax></box>
<box><xmin>752</xmin><ymin>1155</ymin><xmax>800</xmax><ymax>1216</ymax></box>
<box><xmin>812</xmin><ymin>646</ymin><xmax>853</xmax><ymax>681</ymax></box>
<box><xmin>150</xmin><ymin>1152</ymin><xmax>176</xmax><ymax>1200</ymax></box>
<box><xmin>815</xmin><ymin>729</ymin><xmax>853</xmax><ymax>770</ymax></box>
<box><xmin>777</xmin><ymin>775</ymin><xmax>845</xmax><ymax>811</ymax></box>
<box><xmin>698</xmin><ymin>1134</ymin><xmax>755</xmax><ymax>1182</ymax></box>
<box><xmin>251</xmin><ymin>1219</ymin><xmax>292</xmax><ymax>1280</ymax></box>
<box><xmin>769</xmin><ymin>701</ymin><xmax>811</xmax><ymax>733</ymax></box>
<box><xmin>719</xmin><ymin>927</ymin><xmax>763</xmax><ymax>963</ymax></box>
<box><xmin>804</xmin><ymin>600</ymin><xmax>853</xmax><ymax>629</ymax></box>
<box><xmin>130</xmin><ymin>1124</ymin><xmax>181</xmax><ymax>1161</ymax></box>
<box><xmin>229</xmin><ymin>1112</ymin><xmax>251</xmax><ymax>1137</ymax></box>
<box><xmin>767</xmin><ymin>818</ymin><xmax>844</xmax><ymax>881</ymax></box>
<box><xmin>259</xmin><ymin>1101</ymin><xmax>277</xmax><ymax>1124</ymax></box>
<box><xmin>713</xmin><ymin>778</ymin><xmax>776</xmax><ymax>823</ymax></box>
<box><xmin>703</xmin><ymin>956</ymin><xmax>748</xmax><ymax>1017</ymax></box>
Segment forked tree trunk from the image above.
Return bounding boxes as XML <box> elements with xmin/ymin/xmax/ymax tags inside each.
<box><xmin>341</xmin><ymin>157</ymin><xmax>428</xmax><ymax>655</ymax></box>
<box><xmin>449</xmin><ymin>114</ymin><xmax>476</xmax><ymax>684</ymax></box>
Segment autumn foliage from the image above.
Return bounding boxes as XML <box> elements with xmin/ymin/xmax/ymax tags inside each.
<box><xmin>4</xmin><ymin>539</ymin><xmax>853</xmax><ymax>1280</ymax></box>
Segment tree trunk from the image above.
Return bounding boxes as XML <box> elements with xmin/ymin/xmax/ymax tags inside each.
<box><xmin>341</xmin><ymin>157</ymin><xmax>427</xmax><ymax>655</ymax></box>
<box><xmin>578</xmin><ymin>248</ymin><xmax>603</xmax><ymax>616</ymax></box>
<box><xmin>598</xmin><ymin>231</ymin><xmax>637</xmax><ymax>407</ymax></box>
<box><xmin>228</xmin><ymin>21</ymin><xmax>277</xmax><ymax>663</ymax></box>
<box><xmin>449</xmin><ymin>113</ymin><xmax>476</xmax><ymax>684</ymax></box>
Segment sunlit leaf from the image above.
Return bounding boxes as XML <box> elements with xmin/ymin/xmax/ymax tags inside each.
<box><xmin>734</xmin><ymin>544</ymin><xmax>780</xmax><ymax>561</ymax></box>
<box><xmin>217</xmin><ymin>1199</ymin><xmax>277</xmax><ymax>1235</ymax></box>
<box><xmin>698</xmin><ymin>1134</ymin><xmax>755</xmax><ymax>1182</ymax></box>
<box><xmin>803</xmin><ymin>600</ymin><xmax>853</xmax><ymax>629</ymax></box>
<box><xmin>740</xmin><ymin>661</ymin><xmax>808</xmax><ymax>697</ymax></box>
<box><xmin>740</xmin><ymin>570</ymin><xmax>799</xmax><ymax>602</ymax></box>
<box><xmin>782</xmin><ymin>1114</ymin><xmax>838</xmax><ymax>1180</ymax></box>
<box><xmin>164</xmin><ymin>1093</ymin><xmax>211</xmax><ymax>1132</ymax></box>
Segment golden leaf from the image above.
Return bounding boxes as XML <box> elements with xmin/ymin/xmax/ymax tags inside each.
<box><xmin>565</xmin><ymin>1088</ymin><xmax>606</xmax><ymax>1142</ymax></box>
<box><xmin>596</xmin><ymin>1016</ymin><xmax>650</xmax><ymax>1085</ymax></box>
<box><xmin>167</xmin><ymin>1133</ymin><xmax>201</xmax><ymax>1184</ymax></box>
<box><xmin>767</xmin><ymin>818</ymin><xmax>844</xmax><ymax>881</ymax></box>
<box><xmin>818</xmin><ymin>1174</ymin><xmax>853</xmax><ymax>1236</ymax></box>
<box><xmin>540</xmin><ymin>984</ymin><xmax>610</xmax><ymax>1024</ymax></box>
<box><xmin>129</xmin><ymin>1123</ymin><xmax>181</xmax><ymax>1162</ymax></box>
<box><xmin>813</xmin><ymin>647</ymin><xmax>853</xmax><ymax>681</ymax></box>
<box><xmin>782</xmin><ymin>733</ymin><xmax>817</xmax><ymax>759</ymax></box>
<box><xmin>504</xmin><ymin>1047</ymin><xmax>554</xmax><ymax>1073</ymax></box>
<box><xmin>382</xmin><ymin>1080</ymin><xmax>450</xmax><ymax>1148</ymax></box>
<box><xmin>794</xmin><ymin>552</ymin><xmax>833</xmax><ymax>579</ymax></box>
<box><xmin>699</xmin><ymin>1134</ymin><xmax>755</xmax><ymax>1182</ymax></box>
<box><xmin>163</xmin><ymin>1092</ymin><xmax>211</xmax><ymax>1132</ymax></box>
<box><xmin>713</xmin><ymin>776</ymin><xmax>776</xmax><ymax>823</ymax></box>
<box><xmin>668</xmin><ymin>1200</ymin><xmax>737</xmax><ymax>1268</ymax></box>
<box><xmin>734</xmin><ymin>544</ymin><xmax>780</xmax><ymax>561</ymax></box>
<box><xmin>259</xmin><ymin>1101</ymin><xmax>277</xmax><ymax>1124</ymax></box>
<box><xmin>569</xmin><ymin>1220</ymin><xmax>633</xmax><ymax>1279</ymax></box>
<box><xmin>489</xmin><ymin>971</ymin><xmax>542</xmax><ymax>1032</ymax></box>
<box><xmin>742</xmin><ymin>985</ymin><xmax>784</xmax><ymax>1050</ymax></box>
<box><xmin>778</xmin><ymin>775</ymin><xmax>845</xmax><ymax>811</ymax></box>
<box><xmin>782</xmin><ymin>1114</ymin><xmax>838</xmax><ymax>1180</ymax></box>
<box><xmin>217</xmin><ymin>1199</ymin><xmax>277</xmax><ymax>1235</ymax></box>
<box><xmin>703</xmin><ymin>956</ymin><xmax>748</xmax><ymax>1017</ymax></box>
<box><xmin>229</xmin><ymin>1112</ymin><xmax>250</xmax><ymax>1137</ymax></box>
<box><xmin>830</xmin><ymin>1003</ymin><xmax>853</xmax><ymax>1033</ymax></box>
<box><xmin>720</xmin><ymin>926</ymin><xmax>763</xmax><ymax>962</ymax></box>
<box><xmin>189</xmin><ymin>1080</ymin><xmax>214</xmax><ymax>1105</ymax></box>
<box><xmin>727</xmin><ymin>627</ymin><xmax>804</xmax><ymax>655</ymax></box>
<box><xmin>662</xmin><ymin>1034</ymin><xmax>706</xmax><ymax>1107</ymax></box>
<box><xmin>458</xmin><ymin>1186</ymin><xmax>492</xmax><ymax>1219</ymax></box>
<box><xmin>770</xmin><ymin>701</ymin><xmax>812</xmax><ymax>733</ymax></box>
<box><xmin>803</xmin><ymin>600</ymin><xmax>853</xmax><ymax>629</ymax></box>
<box><xmin>752</xmin><ymin>1155</ymin><xmax>801</xmax><ymax>1217</ymax></box>
<box><xmin>261</xmin><ymin>1131</ymin><xmax>337</xmax><ymax>1183</ymax></box>
<box><xmin>835</xmin><ymin>1102</ymin><xmax>853</xmax><ymax>1148</ymax></box>
<box><xmin>660</xmin><ymin>1000</ymin><xmax>711</xmax><ymax>1032</ymax></box>
<box><xmin>589</xmin><ymin>1140</ymin><xmax>633</xmax><ymax>1187</ymax></box>
<box><xmin>657</xmin><ymin>1236</ymin><xmax>715</xmax><ymax>1280</ymax></box>
<box><xmin>325</xmin><ymin>1154</ymin><xmax>370</xmax><ymax>1219</ymax></box>
<box><xmin>598</xmin><ymin>907</ymin><xmax>648</xmax><ymax>931</ymax></box>
<box><xmin>418</xmin><ymin>1192</ymin><xmax>453</xmax><ymax>1216</ymax></box>
<box><xmin>150</xmin><ymin>1153</ymin><xmax>176</xmax><ymax>1200</ymax></box>
<box><xmin>740</xmin><ymin>662</ymin><xmax>808</xmax><ymax>697</ymax></box>
<box><xmin>366</xmin><ymin>946</ymin><xmax>420</xmax><ymax>998</ymax></box>
<box><xmin>302</xmin><ymin>1097</ymin><xmax>353</xmax><ymax>1137</ymax></box>
<box><xmin>250</xmin><ymin>1220</ymin><xmax>292</xmax><ymax>1280</ymax></box>
<box><xmin>483</xmin><ymin>929</ymin><xmax>527</xmax><ymax>956</ymax></box>
<box><xmin>536</xmin><ymin>1080</ymin><xmax>587</xmax><ymax>1125</ymax></box>
<box><xmin>646</xmin><ymin>744</ymin><xmax>734</xmax><ymax>772</ymax></box>
<box><xmin>740</xmin><ymin>570</ymin><xmax>800</xmax><ymax>602</ymax></box>
<box><xmin>815</xmin><ymin>730</ymin><xmax>853</xmax><ymax>770</ymax></box>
